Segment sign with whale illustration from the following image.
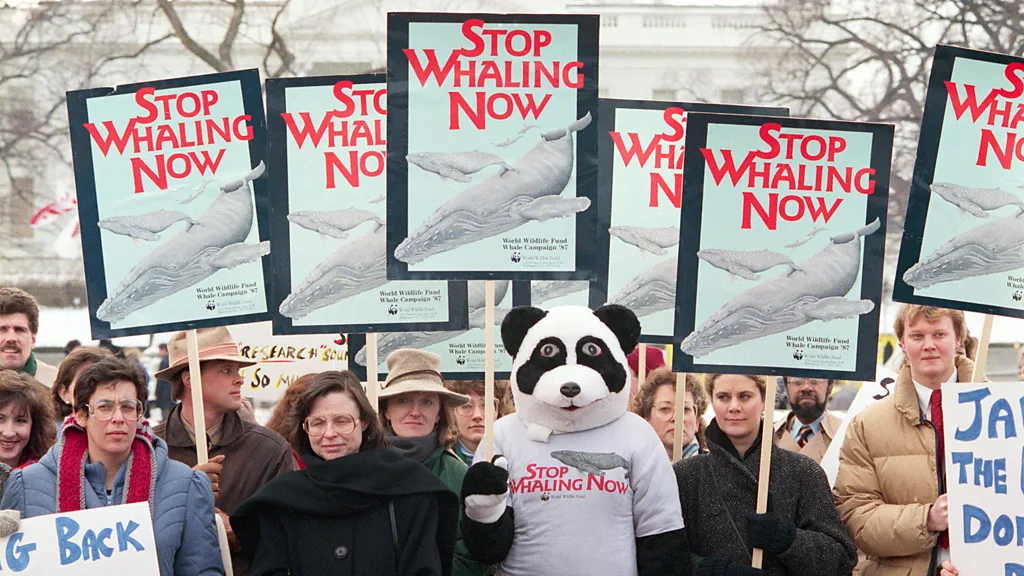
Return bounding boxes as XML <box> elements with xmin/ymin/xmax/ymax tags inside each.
<box><xmin>385</xmin><ymin>13</ymin><xmax>600</xmax><ymax>280</ymax></box>
<box><xmin>348</xmin><ymin>280</ymin><xmax>530</xmax><ymax>380</ymax></box>
<box><xmin>265</xmin><ymin>74</ymin><xmax>469</xmax><ymax>335</ymax></box>
<box><xmin>590</xmin><ymin>99</ymin><xmax>788</xmax><ymax>344</ymax></box>
<box><xmin>68</xmin><ymin>70</ymin><xmax>272</xmax><ymax>338</ymax></box>
<box><xmin>894</xmin><ymin>45</ymin><xmax>1024</xmax><ymax>319</ymax></box>
<box><xmin>673</xmin><ymin>113</ymin><xmax>892</xmax><ymax>380</ymax></box>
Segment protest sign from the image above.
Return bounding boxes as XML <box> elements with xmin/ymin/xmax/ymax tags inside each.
<box><xmin>385</xmin><ymin>13</ymin><xmax>600</xmax><ymax>280</ymax></box>
<box><xmin>0</xmin><ymin>502</ymin><xmax>158</xmax><ymax>575</ymax></box>
<box><xmin>590</xmin><ymin>99</ymin><xmax>787</xmax><ymax>343</ymax></box>
<box><xmin>673</xmin><ymin>113</ymin><xmax>892</xmax><ymax>380</ymax></box>
<box><xmin>68</xmin><ymin>70</ymin><xmax>271</xmax><ymax>339</ymax></box>
<box><xmin>265</xmin><ymin>74</ymin><xmax>469</xmax><ymax>334</ymax></box>
<box><xmin>349</xmin><ymin>280</ymin><xmax>529</xmax><ymax>380</ymax></box>
<box><xmin>530</xmin><ymin>280</ymin><xmax>590</xmax><ymax>308</ymax></box>
<box><xmin>943</xmin><ymin>382</ymin><xmax>1024</xmax><ymax>576</ymax></box>
<box><xmin>820</xmin><ymin>368</ymin><xmax>897</xmax><ymax>488</ymax></box>
<box><xmin>894</xmin><ymin>45</ymin><xmax>1024</xmax><ymax>319</ymax></box>
<box><xmin>229</xmin><ymin>321</ymin><xmax>347</xmax><ymax>400</ymax></box>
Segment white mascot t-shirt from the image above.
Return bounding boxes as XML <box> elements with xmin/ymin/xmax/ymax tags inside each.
<box><xmin>475</xmin><ymin>411</ymin><xmax>684</xmax><ymax>576</ymax></box>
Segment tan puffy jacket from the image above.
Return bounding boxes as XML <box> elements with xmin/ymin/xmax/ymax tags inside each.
<box><xmin>833</xmin><ymin>356</ymin><xmax>980</xmax><ymax>576</ymax></box>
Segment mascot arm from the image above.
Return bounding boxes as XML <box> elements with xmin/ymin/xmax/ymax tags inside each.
<box><xmin>636</xmin><ymin>527</ymin><xmax>693</xmax><ymax>576</ymax></box>
<box><xmin>461</xmin><ymin>459</ymin><xmax>514</xmax><ymax>564</ymax></box>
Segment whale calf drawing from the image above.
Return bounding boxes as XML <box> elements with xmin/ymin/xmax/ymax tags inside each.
<box><xmin>931</xmin><ymin>182</ymin><xmax>1024</xmax><ymax>218</ymax></box>
<box><xmin>609</xmin><ymin>258</ymin><xmax>677</xmax><ymax>319</ymax></box>
<box><xmin>550</xmin><ymin>451</ymin><xmax>628</xmax><ymax>477</ymax></box>
<box><xmin>903</xmin><ymin>211</ymin><xmax>1024</xmax><ymax>289</ymax></box>
<box><xmin>98</xmin><ymin>209</ymin><xmax>198</xmax><ymax>241</ymax></box>
<box><xmin>288</xmin><ymin>208</ymin><xmax>383</xmax><ymax>239</ymax></box>
<box><xmin>609</xmin><ymin>225</ymin><xmax>680</xmax><ymax>255</ymax></box>
<box><xmin>96</xmin><ymin>163</ymin><xmax>269</xmax><ymax>324</ymax></box>
<box><xmin>697</xmin><ymin>249</ymin><xmax>802</xmax><ymax>282</ymax></box>
<box><xmin>680</xmin><ymin>219</ymin><xmax>881</xmax><ymax>357</ymax></box>
<box><xmin>279</xmin><ymin>226</ymin><xmax>387</xmax><ymax>319</ymax></box>
<box><xmin>531</xmin><ymin>280</ymin><xmax>589</xmax><ymax>305</ymax></box>
<box><xmin>395</xmin><ymin>113</ymin><xmax>593</xmax><ymax>265</ymax></box>
<box><xmin>407</xmin><ymin>151</ymin><xmax>515</xmax><ymax>183</ymax></box>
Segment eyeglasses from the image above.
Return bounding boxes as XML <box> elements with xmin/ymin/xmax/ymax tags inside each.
<box><xmin>87</xmin><ymin>399</ymin><xmax>144</xmax><ymax>421</ymax></box>
<box><xmin>455</xmin><ymin>398</ymin><xmax>500</xmax><ymax>417</ymax></box>
<box><xmin>303</xmin><ymin>415</ymin><xmax>359</xmax><ymax>437</ymax></box>
<box><xmin>787</xmin><ymin>378</ymin><xmax>828</xmax><ymax>389</ymax></box>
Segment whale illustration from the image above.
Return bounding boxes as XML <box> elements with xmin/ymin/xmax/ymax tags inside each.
<box><xmin>608</xmin><ymin>258</ymin><xmax>677</xmax><ymax>319</ymax></box>
<box><xmin>279</xmin><ymin>226</ymin><xmax>387</xmax><ymax>319</ymax></box>
<box><xmin>395</xmin><ymin>113</ymin><xmax>593</xmax><ymax>265</ymax></box>
<box><xmin>493</xmin><ymin>134</ymin><xmax>525</xmax><ymax>148</ymax></box>
<box><xmin>681</xmin><ymin>219</ymin><xmax>881</xmax><ymax>357</ymax></box>
<box><xmin>178</xmin><ymin>161</ymin><xmax>266</xmax><ymax>204</ymax></box>
<box><xmin>903</xmin><ymin>211</ymin><xmax>1024</xmax><ymax>289</ymax></box>
<box><xmin>407</xmin><ymin>151</ymin><xmax>515</xmax><ymax>183</ymax></box>
<box><xmin>550</xmin><ymin>450</ymin><xmax>628</xmax><ymax>477</ymax></box>
<box><xmin>697</xmin><ymin>248</ymin><xmax>802</xmax><ymax>282</ymax></box>
<box><xmin>206</xmin><ymin>241</ymin><xmax>270</xmax><ymax>269</ymax></box>
<box><xmin>355</xmin><ymin>280</ymin><xmax>510</xmax><ymax>366</ymax></box>
<box><xmin>98</xmin><ymin>209</ymin><xmax>198</xmax><ymax>241</ymax></box>
<box><xmin>96</xmin><ymin>163</ymin><xmax>269</xmax><ymax>324</ymax></box>
<box><xmin>609</xmin><ymin>225</ymin><xmax>680</xmax><ymax>255</ymax></box>
<box><xmin>783</xmin><ymin>226</ymin><xmax>827</xmax><ymax>249</ymax></box>
<box><xmin>531</xmin><ymin>280</ymin><xmax>589</xmax><ymax>305</ymax></box>
<box><xmin>931</xmin><ymin>182</ymin><xmax>1024</xmax><ymax>218</ymax></box>
<box><xmin>288</xmin><ymin>208</ymin><xmax>383</xmax><ymax>240</ymax></box>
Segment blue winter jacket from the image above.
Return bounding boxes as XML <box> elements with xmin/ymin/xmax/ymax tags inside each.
<box><xmin>0</xmin><ymin>432</ymin><xmax>224</xmax><ymax>576</ymax></box>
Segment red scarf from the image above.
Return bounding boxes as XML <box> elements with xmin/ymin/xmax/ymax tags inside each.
<box><xmin>55</xmin><ymin>416</ymin><xmax>157</xmax><ymax>515</ymax></box>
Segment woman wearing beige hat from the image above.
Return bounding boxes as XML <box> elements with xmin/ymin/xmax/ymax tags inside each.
<box><xmin>379</xmin><ymin>348</ymin><xmax>488</xmax><ymax>576</ymax></box>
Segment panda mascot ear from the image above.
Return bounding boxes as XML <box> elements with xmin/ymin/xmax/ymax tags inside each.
<box><xmin>593</xmin><ymin>305</ymin><xmax>641</xmax><ymax>355</ymax></box>
<box><xmin>501</xmin><ymin>306</ymin><xmax>548</xmax><ymax>357</ymax></box>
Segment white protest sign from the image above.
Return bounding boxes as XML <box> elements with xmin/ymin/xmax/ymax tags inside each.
<box><xmin>822</xmin><ymin>368</ymin><xmax>897</xmax><ymax>488</ymax></box>
<box><xmin>944</xmin><ymin>382</ymin><xmax>1024</xmax><ymax>576</ymax></box>
<box><xmin>230</xmin><ymin>322</ymin><xmax>347</xmax><ymax>400</ymax></box>
<box><xmin>0</xmin><ymin>502</ymin><xmax>159</xmax><ymax>574</ymax></box>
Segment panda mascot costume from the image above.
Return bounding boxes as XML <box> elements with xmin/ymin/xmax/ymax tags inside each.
<box><xmin>460</xmin><ymin>304</ymin><xmax>692</xmax><ymax>576</ymax></box>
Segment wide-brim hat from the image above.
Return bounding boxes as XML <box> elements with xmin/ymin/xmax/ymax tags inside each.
<box><xmin>154</xmin><ymin>326</ymin><xmax>256</xmax><ymax>381</ymax></box>
<box><xmin>378</xmin><ymin>349</ymin><xmax>470</xmax><ymax>406</ymax></box>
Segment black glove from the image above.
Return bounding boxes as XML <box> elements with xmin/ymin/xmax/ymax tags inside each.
<box><xmin>461</xmin><ymin>457</ymin><xmax>509</xmax><ymax>524</ymax></box>
<box><xmin>745</xmin><ymin>512</ymin><xmax>796</xmax><ymax>555</ymax></box>
<box><xmin>698</xmin><ymin>555</ymin><xmax>765</xmax><ymax>576</ymax></box>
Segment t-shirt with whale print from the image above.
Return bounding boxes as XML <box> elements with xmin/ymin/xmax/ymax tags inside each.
<box><xmin>474</xmin><ymin>411</ymin><xmax>684</xmax><ymax>576</ymax></box>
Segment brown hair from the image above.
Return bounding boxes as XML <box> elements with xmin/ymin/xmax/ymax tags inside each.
<box><xmin>705</xmin><ymin>373</ymin><xmax>768</xmax><ymax>399</ymax></box>
<box><xmin>265</xmin><ymin>373</ymin><xmax>316</xmax><ymax>438</ymax></box>
<box><xmin>0</xmin><ymin>370</ymin><xmax>56</xmax><ymax>463</ymax></box>
<box><xmin>0</xmin><ymin>287</ymin><xmax>39</xmax><ymax>334</ymax></box>
<box><xmin>894</xmin><ymin>305</ymin><xmax>966</xmax><ymax>344</ymax></box>
<box><xmin>73</xmin><ymin>357</ymin><xmax>148</xmax><ymax>413</ymax></box>
<box><xmin>380</xmin><ymin>394</ymin><xmax>460</xmax><ymax>448</ymax></box>
<box><xmin>443</xmin><ymin>379</ymin><xmax>515</xmax><ymax>417</ymax></box>
<box><xmin>52</xmin><ymin>346</ymin><xmax>113</xmax><ymax>419</ymax></box>
<box><xmin>630</xmin><ymin>368</ymin><xmax>708</xmax><ymax>450</ymax></box>
<box><xmin>289</xmin><ymin>371</ymin><xmax>384</xmax><ymax>456</ymax></box>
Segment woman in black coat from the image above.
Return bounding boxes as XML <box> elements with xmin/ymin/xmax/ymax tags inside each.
<box><xmin>674</xmin><ymin>374</ymin><xmax>856</xmax><ymax>576</ymax></box>
<box><xmin>232</xmin><ymin>371</ymin><xmax>460</xmax><ymax>576</ymax></box>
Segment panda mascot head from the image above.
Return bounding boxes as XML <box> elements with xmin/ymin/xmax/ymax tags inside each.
<box><xmin>501</xmin><ymin>304</ymin><xmax>641</xmax><ymax>442</ymax></box>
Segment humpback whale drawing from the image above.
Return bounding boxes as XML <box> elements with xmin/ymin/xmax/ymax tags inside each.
<box><xmin>395</xmin><ymin>113</ymin><xmax>593</xmax><ymax>265</ymax></box>
<box><xmin>407</xmin><ymin>151</ymin><xmax>515</xmax><ymax>183</ymax></box>
<box><xmin>680</xmin><ymin>219</ymin><xmax>881</xmax><ymax>357</ymax></box>
<box><xmin>609</xmin><ymin>225</ymin><xmax>679</xmax><ymax>255</ymax></box>
<box><xmin>98</xmin><ymin>209</ymin><xmax>198</xmax><ymax>241</ymax></box>
<box><xmin>96</xmin><ymin>163</ymin><xmax>269</xmax><ymax>324</ymax></box>
<box><xmin>608</xmin><ymin>258</ymin><xmax>677</xmax><ymax>319</ymax></box>
<box><xmin>903</xmin><ymin>211</ymin><xmax>1024</xmax><ymax>289</ymax></box>
<box><xmin>550</xmin><ymin>451</ymin><xmax>628</xmax><ymax>477</ymax></box>
<box><xmin>784</xmin><ymin>227</ymin><xmax>827</xmax><ymax>249</ymax></box>
<box><xmin>287</xmin><ymin>208</ymin><xmax>383</xmax><ymax>239</ymax></box>
<box><xmin>931</xmin><ymin>182</ymin><xmax>1024</xmax><ymax>218</ymax></box>
<box><xmin>531</xmin><ymin>280</ymin><xmax>589</xmax><ymax>305</ymax></box>
<box><xmin>279</xmin><ymin>226</ymin><xmax>387</xmax><ymax>319</ymax></box>
<box><xmin>697</xmin><ymin>249</ymin><xmax>802</xmax><ymax>282</ymax></box>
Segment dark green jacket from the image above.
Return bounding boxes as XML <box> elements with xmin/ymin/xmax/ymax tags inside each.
<box><xmin>424</xmin><ymin>447</ymin><xmax>489</xmax><ymax>576</ymax></box>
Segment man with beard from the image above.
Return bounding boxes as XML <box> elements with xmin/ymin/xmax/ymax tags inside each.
<box><xmin>772</xmin><ymin>376</ymin><xmax>839</xmax><ymax>463</ymax></box>
<box><xmin>0</xmin><ymin>287</ymin><xmax>57</xmax><ymax>387</ymax></box>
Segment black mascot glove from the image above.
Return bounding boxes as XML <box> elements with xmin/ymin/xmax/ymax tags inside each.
<box><xmin>698</xmin><ymin>555</ymin><xmax>765</xmax><ymax>576</ymax></box>
<box><xmin>461</xmin><ymin>457</ymin><xmax>509</xmax><ymax>524</ymax></box>
<box><xmin>745</xmin><ymin>512</ymin><xmax>797</xmax><ymax>555</ymax></box>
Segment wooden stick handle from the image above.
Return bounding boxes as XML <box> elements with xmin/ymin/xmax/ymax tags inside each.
<box><xmin>484</xmin><ymin>280</ymin><xmax>497</xmax><ymax>461</ymax></box>
<box><xmin>367</xmin><ymin>332</ymin><xmax>379</xmax><ymax>411</ymax></box>
<box><xmin>638</xmin><ymin>343</ymin><xmax>647</xmax><ymax>391</ymax></box>
<box><xmin>672</xmin><ymin>372</ymin><xmax>687</xmax><ymax>462</ymax></box>
<box><xmin>970</xmin><ymin>314</ymin><xmax>993</xmax><ymax>383</ymax></box>
<box><xmin>752</xmin><ymin>375</ymin><xmax>778</xmax><ymax>568</ymax></box>
<box><xmin>186</xmin><ymin>329</ymin><xmax>209</xmax><ymax>465</ymax></box>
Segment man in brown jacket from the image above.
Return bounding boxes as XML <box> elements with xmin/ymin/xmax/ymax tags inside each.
<box><xmin>773</xmin><ymin>377</ymin><xmax>841</xmax><ymax>464</ymax></box>
<box><xmin>154</xmin><ymin>327</ymin><xmax>296</xmax><ymax>576</ymax></box>
<box><xmin>834</xmin><ymin>305</ymin><xmax>971</xmax><ymax>576</ymax></box>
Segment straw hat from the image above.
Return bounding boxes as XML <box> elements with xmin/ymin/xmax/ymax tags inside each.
<box><xmin>154</xmin><ymin>326</ymin><xmax>256</xmax><ymax>381</ymax></box>
<box><xmin>378</xmin><ymin>349</ymin><xmax>470</xmax><ymax>406</ymax></box>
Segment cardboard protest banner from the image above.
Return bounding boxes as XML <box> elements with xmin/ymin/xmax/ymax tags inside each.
<box><xmin>68</xmin><ymin>70</ymin><xmax>271</xmax><ymax>339</ymax></box>
<box><xmin>385</xmin><ymin>13</ymin><xmax>600</xmax><ymax>280</ymax></box>
<box><xmin>673</xmin><ymin>113</ymin><xmax>892</xmax><ymax>380</ymax></box>
<box><xmin>0</xmin><ymin>502</ymin><xmax>159</xmax><ymax>575</ymax></box>
<box><xmin>349</xmin><ymin>280</ymin><xmax>529</xmax><ymax>380</ymax></box>
<box><xmin>820</xmin><ymin>368</ymin><xmax>898</xmax><ymax>488</ymax></box>
<box><xmin>230</xmin><ymin>321</ymin><xmax>347</xmax><ymax>400</ymax></box>
<box><xmin>530</xmin><ymin>280</ymin><xmax>590</xmax><ymax>308</ymax></box>
<box><xmin>265</xmin><ymin>74</ymin><xmax>469</xmax><ymax>334</ymax></box>
<box><xmin>894</xmin><ymin>45</ymin><xmax>1024</xmax><ymax>318</ymax></box>
<box><xmin>943</xmin><ymin>382</ymin><xmax>1024</xmax><ymax>576</ymax></box>
<box><xmin>590</xmin><ymin>99</ymin><xmax>788</xmax><ymax>343</ymax></box>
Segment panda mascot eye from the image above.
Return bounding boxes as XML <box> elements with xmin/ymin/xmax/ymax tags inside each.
<box><xmin>581</xmin><ymin>342</ymin><xmax>602</xmax><ymax>357</ymax></box>
<box><xmin>539</xmin><ymin>343</ymin><xmax>560</xmax><ymax>358</ymax></box>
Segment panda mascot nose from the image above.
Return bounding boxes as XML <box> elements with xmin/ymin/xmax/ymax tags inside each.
<box><xmin>559</xmin><ymin>382</ymin><xmax>581</xmax><ymax>398</ymax></box>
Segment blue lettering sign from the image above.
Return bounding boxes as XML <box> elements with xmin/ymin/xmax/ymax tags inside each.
<box><xmin>955</xmin><ymin>388</ymin><xmax>991</xmax><ymax>441</ymax></box>
<box><xmin>5</xmin><ymin>533</ymin><xmax>36</xmax><ymax>572</ymax></box>
<box><xmin>116</xmin><ymin>520</ymin><xmax>143</xmax><ymax>552</ymax></box>
<box><xmin>55</xmin><ymin>517</ymin><xmax>81</xmax><ymax>565</ymax></box>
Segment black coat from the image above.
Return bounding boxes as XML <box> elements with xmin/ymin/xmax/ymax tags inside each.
<box><xmin>232</xmin><ymin>449</ymin><xmax>460</xmax><ymax>576</ymax></box>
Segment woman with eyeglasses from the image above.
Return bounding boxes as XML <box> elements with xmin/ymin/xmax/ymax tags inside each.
<box><xmin>444</xmin><ymin>379</ymin><xmax>513</xmax><ymax>466</ymax></box>
<box><xmin>0</xmin><ymin>356</ymin><xmax>224</xmax><ymax>575</ymax></box>
<box><xmin>231</xmin><ymin>370</ymin><xmax>460</xmax><ymax>576</ymax></box>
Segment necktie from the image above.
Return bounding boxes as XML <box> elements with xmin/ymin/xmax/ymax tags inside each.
<box><xmin>797</xmin><ymin>425</ymin><xmax>813</xmax><ymax>448</ymax></box>
<box><xmin>930</xmin><ymin>389</ymin><xmax>949</xmax><ymax>549</ymax></box>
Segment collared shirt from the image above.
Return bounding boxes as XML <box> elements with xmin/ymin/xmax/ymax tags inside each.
<box><xmin>789</xmin><ymin>411</ymin><xmax>825</xmax><ymax>440</ymax></box>
<box><xmin>179</xmin><ymin>410</ymin><xmax>224</xmax><ymax>446</ymax></box>
<box><xmin>911</xmin><ymin>369</ymin><xmax>956</xmax><ymax>571</ymax></box>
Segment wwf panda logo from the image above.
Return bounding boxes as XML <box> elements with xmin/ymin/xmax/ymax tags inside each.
<box><xmin>456</xmin><ymin>355</ymin><xmax>467</xmax><ymax>365</ymax></box>
<box><xmin>388</xmin><ymin>304</ymin><xmax>399</xmax><ymax>315</ymax></box>
<box><xmin>511</xmin><ymin>251</ymin><xmax>522</xmax><ymax>263</ymax></box>
<box><xmin>793</xmin><ymin>349</ymin><xmax>804</xmax><ymax>361</ymax></box>
<box><xmin>1014</xmin><ymin>291</ymin><xmax>1022</xmax><ymax>302</ymax></box>
<box><xmin>206</xmin><ymin>301</ymin><xmax>216</xmax><ymax>311</ymax></box>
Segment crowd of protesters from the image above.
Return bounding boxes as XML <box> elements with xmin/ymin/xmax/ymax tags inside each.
<box><xmin>0</xmin><ymin>285</ymin><xmax>979</xmax><ymax>575</ymax></box>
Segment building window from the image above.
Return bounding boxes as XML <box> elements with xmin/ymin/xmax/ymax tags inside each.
<box><xmin>652</xmin><ymin>88</ymin><xmax>676</xmax><ymax>101</ymax></box>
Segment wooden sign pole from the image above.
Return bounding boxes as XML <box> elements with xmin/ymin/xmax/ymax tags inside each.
<box><xmin>970</xmin><ymin>314</ymin><xmax>993</xmax><ymax>383</ymax></box>
<box><xmin>672</xmin><ymin>372</ymin><xmax>687</xmax><ymax>462</ymax></box>
<box><xmin>484</xmin><ymin>280</ymin><xmax>497</xmax><ymax>461</ymax></box>
<box><xmin>752</xmin><ymin>376</ymin><xmax>778</xmax><ymax>568</ymax></box>
<box><xmin>638</xmin><ymin>343</ymin><xmax>647</xmax><ymax>390</ymax></box>
<box><xmin>186</xmin><ymin>329</ymin><xmax>209</xmax><ymax>465</ymax></box>
<box><xmin>366</xmin><ymin>332</ymin><xmax>379</xmax><ymax>411</ymax></box>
